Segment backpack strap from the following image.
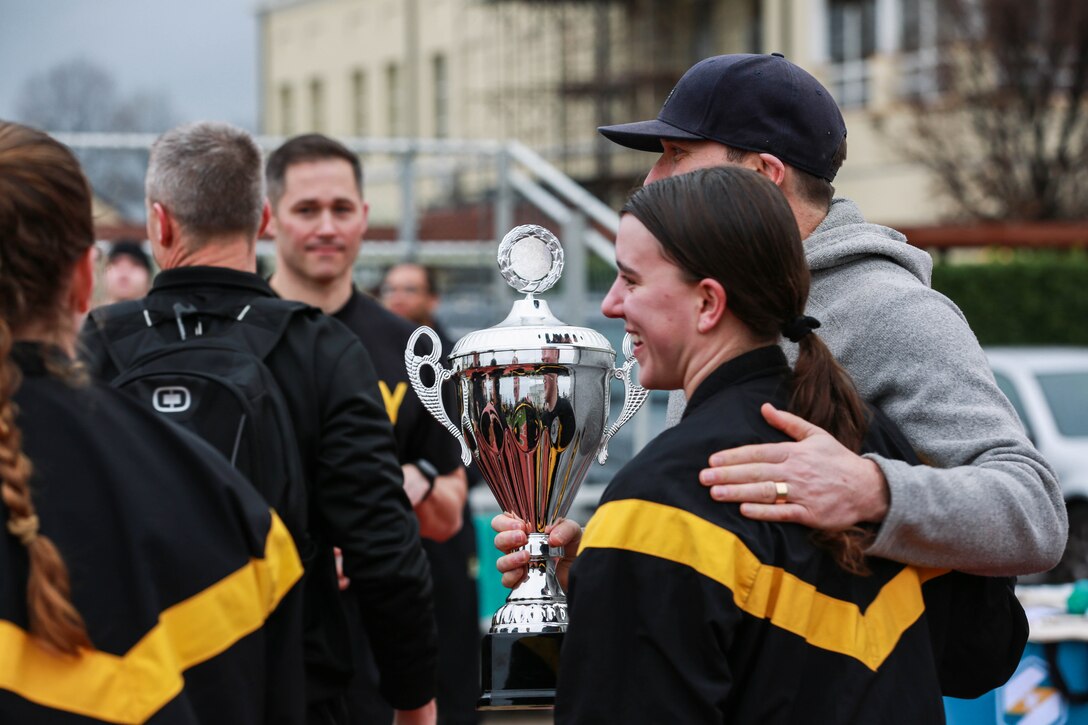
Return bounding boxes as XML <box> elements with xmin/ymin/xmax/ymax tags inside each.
<box><xmin>87</xmin><ymin>299</ymin><xmax>157</xmax><ymax>375</ymax></box>
<box><xmin>89</xmin><ymin>295</ymin><xmax>316</xmax><ymax>371</ymax></box>
<box><xmin>227</xmin><ymin>296</ymin><xmax>314</xmax><ymax>360</ymax></box>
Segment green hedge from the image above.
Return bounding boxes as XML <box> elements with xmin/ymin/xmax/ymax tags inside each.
<box><xmin>586</xmin><ymin>248</ymin><xmax>1088</xmax><ymax>345</ymax></box>
<box><xmin>932</xmin><ymin>251</ymin><xmax>1088</xmax><ymax>345</ymax></box>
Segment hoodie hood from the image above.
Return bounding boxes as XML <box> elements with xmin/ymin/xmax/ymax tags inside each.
<box><xmin>805</xmin><ymin>198</ymin><xmax>932</xmax><ymax>286</ymax></box>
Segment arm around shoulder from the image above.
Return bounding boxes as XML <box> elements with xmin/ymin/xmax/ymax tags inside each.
<box><xmin>851</xmin><ymin>286</ymin><xmax>1066</xmax><ymax>575</ymax></box>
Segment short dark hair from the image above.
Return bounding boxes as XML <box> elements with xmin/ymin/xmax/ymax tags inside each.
<box><xmin>790</xmin><ymin>138</ymin><xmax>847</xmax><ymax>211</ymax></box>
<box><xmin>384</xmin><ymin>262</ymin><xmax>440</xmax><ymax>296</ymax></box>
<box><xmin>266</xmin><ymin>134</ymin><xmax>363</xmax><ymax>207</ymax></box>
<box><xmin>723</xmin><ymin>138</ymin><xmax>847</xmax><ymax>212</ymax></box>
<box><xmin>107</xmin><ymin>240</ymin><xmax>152</xmax><ymax>272</ymax></box>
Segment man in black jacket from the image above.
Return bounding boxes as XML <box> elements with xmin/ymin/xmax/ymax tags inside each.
<box><xmin>80</xmin><ymin>121</ymin><xmax>438</xmax><ymax>725</ymax></box>
<box><xmin>266</xmin><ymin>133</ymin><xmax>478</xmax><ymax>725</ymax></box>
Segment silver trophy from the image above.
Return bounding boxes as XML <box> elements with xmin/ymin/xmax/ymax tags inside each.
<box><xmin>406</xmin><ymin>224</ymin><xmax>647</xmax><ymax>709</ymax></box>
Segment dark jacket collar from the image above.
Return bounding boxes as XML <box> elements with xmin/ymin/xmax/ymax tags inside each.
<box><xmin>12</xmin><ymin>341</ymin><xmax>74</xmax><ymax>378</ymax></box>
<box><xmin>332</xmin><ymin>286</ymin><xmax>365</xmax><ymax>318</ymax></box>
<box><xmin>684</xmin><ymin>345</ymin><xmax>790</xmax><ymax>418</ymax></box>
<box><xmin>150</xmin><ymin>266</ymin><xmax>275</xmax><ymax>297</ymax></box>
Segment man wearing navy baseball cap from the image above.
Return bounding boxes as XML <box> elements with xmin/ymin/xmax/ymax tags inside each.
<box><xmin>495</xmin><ymin>54</ymin><xmax>1064</xmax><ymax>589</ymax></box>
<box><xmin>599</xmin><ymin>53</ymin><xmax>1065</xmax><ymax>576</ymax></box>
<box><xmin>599</xmin><ymin>53</ymin><xmax>847</xmax><ymax>238</ymax></box>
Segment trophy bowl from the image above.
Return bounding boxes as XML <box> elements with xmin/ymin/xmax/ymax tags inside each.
<box><xmin>405</xmin><ymin>225</ymin><xmax>647</xmax><ymax>709</ymax></box>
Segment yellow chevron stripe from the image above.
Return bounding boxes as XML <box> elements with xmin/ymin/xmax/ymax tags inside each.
<box><xmin>379</xmin><ymin>380</ymin><xmax>408</xmax><ymax>426</ymax></box>
<box><xmin>580</xmin><ymin>498</ymin><xmax>948</xmax><ymax>671</ymax></box>
<box><xmin>0</xmin><ymin>511</ymin><xmax>302</xmax><ymax>723</ymax></box>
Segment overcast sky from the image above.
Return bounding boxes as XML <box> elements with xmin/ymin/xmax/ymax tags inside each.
<box><xmin>0</xmin><ymin>0</ymin><xmax>260</xmax><ymax>130</ymax></box>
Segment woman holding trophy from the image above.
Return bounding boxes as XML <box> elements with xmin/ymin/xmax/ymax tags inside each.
<box><xmin>494</xmin><ymin>166</ymin><xmax>1025</xmax><ymax>722</ymax></box>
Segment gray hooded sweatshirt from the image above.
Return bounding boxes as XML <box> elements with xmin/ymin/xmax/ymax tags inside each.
<box><xmin>667</xmin><ymin>198</ymin><xmax>1066</xmax><ymax>575</ymax></box>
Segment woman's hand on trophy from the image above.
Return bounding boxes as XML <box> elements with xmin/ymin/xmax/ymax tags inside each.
<box><xmin>549</xmin><ymin>519</ymin><xmax>583</xmax><ymax>592</ymax></box>
<box><xmin>393</xmin><ymin>699</ymin><xmax>436</xmax><ymax>725</ymax></box>
<box><xmin>492</xmin><ymin>512</ymin><xmax>583</xmax><ymax>591</ymax></box>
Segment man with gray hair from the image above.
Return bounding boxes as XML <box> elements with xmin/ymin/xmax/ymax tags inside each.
<box><xmin>81</xmin><ymin>122</ymin><xmax>438</xmax><ymax>725</ymax></box>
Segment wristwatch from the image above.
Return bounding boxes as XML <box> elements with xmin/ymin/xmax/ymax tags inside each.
<box><xmin>414</xmin><ymin>458</ymin><xmax>438</xmax><ymax>502</ymax></box>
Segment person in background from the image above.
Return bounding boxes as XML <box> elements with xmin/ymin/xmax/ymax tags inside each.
<box><xmin>380</xmin><ymin>263</ymin><xmax>442</xmax><ymax>333</ymax></box>
<box><xmin>81</xmin><ymin>122</ymin><xmax>437</xmax><ymax>725</ymax></box>
<box><xmin>266</xmin><ymin>134</ymin><xmax>473</xmax><ymax>725</ymax></box>
<box><xmin>380</xmin><ymin>260</ymin><xmax>483</xmax><ymax>725</ymax></box>
<box><xmin>0</xmin><ymin>122</ymin><xmax>306</xmax><ymax>722</ymax></box>
<box><xmin>101</xmin><ymin>240</ymin><xmax>152</xmax><ymax>304</ymax></box>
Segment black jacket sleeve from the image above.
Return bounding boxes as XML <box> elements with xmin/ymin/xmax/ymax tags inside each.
<box><xmin>315</xmin><ymin>334</ymin><xmax>438</xmax><ymax>709</ymax></box>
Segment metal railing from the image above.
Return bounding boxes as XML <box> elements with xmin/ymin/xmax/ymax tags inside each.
<box><xmin>59</xmin><ymin>132</ymin><xmax>619</xmax><ymax>323</ymax></box>
<box><xmin>58</xmin><ymin>131</ymin><xmax>656</xmax><ymax>460</ymax></box>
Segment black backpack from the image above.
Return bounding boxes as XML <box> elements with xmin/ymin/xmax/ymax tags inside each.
<box><xmin>89</xmin><ymin>295</ymin><xmax>311</xmax><ymax>545</ymax></box>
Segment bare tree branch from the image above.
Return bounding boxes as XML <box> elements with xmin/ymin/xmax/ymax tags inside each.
<box><xmin>12</xmin><ymin>57</ymin><xmax>179</xmax><ymax>220</ymax></box>
<box><xmin>889</xmin><ymin>0</ymin><xmax>1088</xmax><ymax>221</ymax></box>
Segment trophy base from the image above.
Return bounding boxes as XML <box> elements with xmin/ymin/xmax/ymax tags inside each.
<box><xmin>477</xmin><ymin>631</ymin><xmax>563</xmax><ymax>710</ymax></box>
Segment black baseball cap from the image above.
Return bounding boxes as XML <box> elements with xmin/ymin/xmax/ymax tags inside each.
<box><xmin>107</xmin><ymin>241</ymin><xmax>152</xmax><ymax>272</ymax></box>
<box><xmin>598</xmin><ymin>53</ymin><xmax>847</xmax><ymax>182</ymax></box>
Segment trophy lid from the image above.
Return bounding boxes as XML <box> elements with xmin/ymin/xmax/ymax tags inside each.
<box><xmin>448</xmin><ymin>225</ymin><xmax>613</xmax><ymax>360</ymax></box>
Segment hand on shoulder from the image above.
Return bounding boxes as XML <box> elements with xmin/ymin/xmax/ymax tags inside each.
<box><xmin>698</xmin><ymin>403</ymin><xmax>889</xmax><ymax>530</ymax></box>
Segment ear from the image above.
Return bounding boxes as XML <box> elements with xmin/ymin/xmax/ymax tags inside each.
<box><xmin>695</xmin><ymin>278</ymin><xmax>727</xmax><ymax>333</ymax></box>
<box><xmin>257</xmin><ymin>199</ymin><xmax>272</xmax><ymax>238</ymax></box>
<box><xmin>69</xmin><ymin>246</ymin><xmax>96</xmax><ymax>315</ymax></box>
<box><xmin>360</xmin><ymin>200</ymin><xmax>370</xmax><ymax>238</ymax></box>
<box><xmin>754</xmin><ymin>153</ymin><xmax>787</xmax><ymax>187</ymax></box>
<box><xmin>147</xmin><ymin>201</ymin><xmax>173</xmax><ymax>249</ymax></box>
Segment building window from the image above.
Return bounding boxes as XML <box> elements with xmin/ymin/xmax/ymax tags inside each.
<box><xmin>386</xmin><ymin>62</ymin><xmax>401</xmax><ymax>136</ymax></box>
<box><xmin>898</xmin><ymin>0</ymin><xmax>943</xmax><ymax>99</ymax></box>
<box><xmin>746</xmin><ymin>0</ymin><xmax>763</xmax><ymax>54</ymax></box>
<box><xmin>432</xmin><ymin>54</ymin><xmax>449</xmax><ymax>138</ymax></box>
<box><xmin>351</xmin><ymin>69</ymin><xmax>368</xmax><ymax>136</ymax></box>
<box><xmin>279</xmin><ymin>83</ymin><xmax>294</xmax><ymax>136</ymax></box>
<box><xmin>310</xmin><ymin>78</ymin><xmax>325</xmax><ymax>133</ymax></box>
<box><xmin>827</xmin><ymin>0</ymin><xmax>876</xmax><ymax>108</ymax></box>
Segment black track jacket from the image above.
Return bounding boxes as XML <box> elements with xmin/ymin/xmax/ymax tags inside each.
<box><xmin>0</xmin><ymin>343</ymin><xmax>303</xmax><ymax>723</ymax></box>
<box><xmin>557</xmin><ymin>346</ymin><xmax>1025</xmax><ymax>724</ymax></box>
<box><xmin>81</xmin><ymin>267</ymin><xmax>438</xmax><ymax>710</ymax></box>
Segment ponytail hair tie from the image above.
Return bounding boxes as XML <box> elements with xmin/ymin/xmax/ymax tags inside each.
<box><xmin>781</xmin><ymin>315</ymin><xmax>821</xmax><ymax>343</ymax></box>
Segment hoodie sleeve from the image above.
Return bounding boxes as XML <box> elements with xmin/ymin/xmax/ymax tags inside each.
<box><xmin>834</xmin><ymin>267</ymin><xmax>1066</xmax><ymax>576</ymax></box>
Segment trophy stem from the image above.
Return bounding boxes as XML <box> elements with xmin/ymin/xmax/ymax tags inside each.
<box><xmin>480</xmin><ymin>533</ymin><xmax>566</xmax><ymax>710</ymax></box>
<box><xmin>492</xmin><ymin>533</ymin><xmax>568</xmax><ymax>633</ymax></box>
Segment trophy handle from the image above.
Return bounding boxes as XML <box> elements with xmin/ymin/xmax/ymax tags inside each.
<box><xmin>597</xmin><ymin>333</ymin><xmax>649</xmax><ymax>464</ymax></box>
<box><xmin>405</xmin><ymin>326</ymin><xmax>473</xmax><ymax>466</ymax></box>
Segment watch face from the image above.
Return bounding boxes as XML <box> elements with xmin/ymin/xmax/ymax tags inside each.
<box><xmin>415</xmin><ymin>458</ymin><xmax>439</xmax><ymax>482</ymax></box>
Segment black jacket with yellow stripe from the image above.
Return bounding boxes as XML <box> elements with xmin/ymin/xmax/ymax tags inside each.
<box><xmin>0</xmin><ymin>343</ymin><xmax>304</xmax><ymax>723</ymax></box>
<box><xmin>556</xmin><ymin>346</ymin><xmax>1025</xmax><ymax>724</ymax></box>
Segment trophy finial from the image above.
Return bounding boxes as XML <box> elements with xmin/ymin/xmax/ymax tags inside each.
<box><xmin>498</xmin><ymin>224</ymin><xmax>564</xmax><ymax>295</ymax></box>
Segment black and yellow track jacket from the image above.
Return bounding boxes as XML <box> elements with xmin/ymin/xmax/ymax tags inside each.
<box><xmin>556</xmin><ymin>346</ymin><xmax>1025</xmax><ymax>724</ymax></box>
<box><xmin>0</xmin><ymin>343</ymin><xmax>303</xmax><ymax>723</ymax></box>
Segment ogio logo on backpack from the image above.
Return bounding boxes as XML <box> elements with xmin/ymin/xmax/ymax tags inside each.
<box><xmin>153</xmin><ymin>386</ymin><xmax>191</xmax><ymax>413</ymax></box>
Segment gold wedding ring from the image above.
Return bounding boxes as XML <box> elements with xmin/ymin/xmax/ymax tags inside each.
<box><xmin>773</xmin><ymin>482</ymin><xmax>789</xmax><ymax>505</ymax></box>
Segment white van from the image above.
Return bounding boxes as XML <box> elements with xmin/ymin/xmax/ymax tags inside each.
<box><xmin>987</xmin><ymin>347</ymin><xmax>1088</xmax><ymax>581</ymax></box>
